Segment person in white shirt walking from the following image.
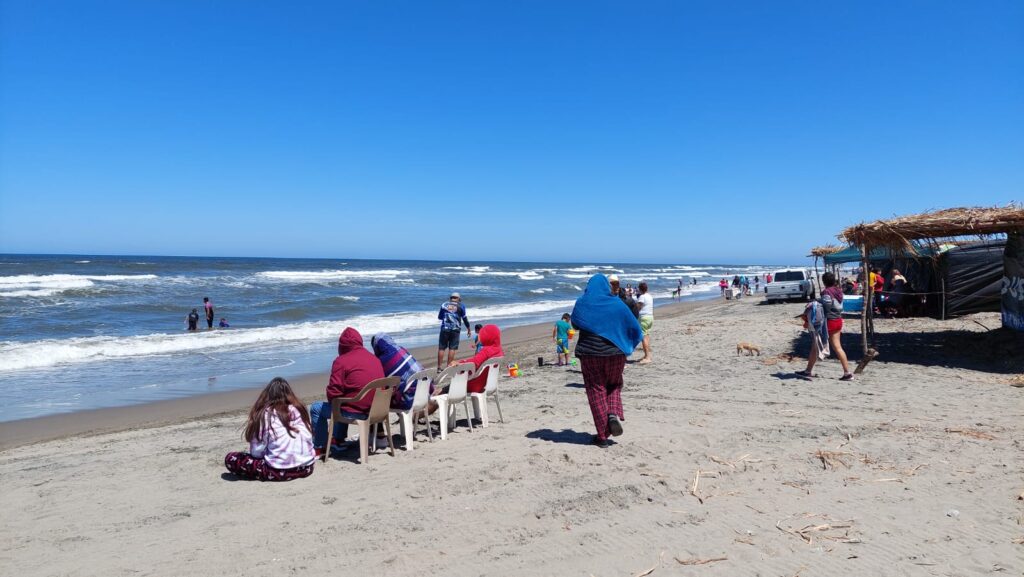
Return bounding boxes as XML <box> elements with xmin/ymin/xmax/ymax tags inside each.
<box><xmin>635</xmin><ymin>281</ymin><xmax>654</xmax><ymax>364</ymax></box>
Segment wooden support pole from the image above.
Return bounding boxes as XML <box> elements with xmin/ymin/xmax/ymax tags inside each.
<box><xmin>861</xmin><ymin>244</ymin><xmax>869</xmax><ymax>357</ymax></box>
<box><xmin>814</xmin><ymin>257</ymin><xmax>821</xmax><ymax>296</ymax></box>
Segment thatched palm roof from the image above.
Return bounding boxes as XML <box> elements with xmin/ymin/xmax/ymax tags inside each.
<box><xmin>809</xmin><ymin>245</ymin><xmax>843</xmax><ymax>258</ymax></box>
<box><xmin>841</xmin><ymin>205</ymin><xmax>1024</xmax><ymax>250</ymax></box>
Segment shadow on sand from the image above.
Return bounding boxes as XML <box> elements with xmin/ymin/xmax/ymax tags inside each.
<box><xmin>525</xmin><ymin>428</ymin><xmax>594</xmax><ymax>445</ymax></box>
<box><xmin>788</xmin><ymin>321</ymin><xmax>1024</xmax><ymax>374</ymax></box>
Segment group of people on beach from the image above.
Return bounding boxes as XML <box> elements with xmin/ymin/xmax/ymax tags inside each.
<box><xmin>185</xmin><ymin>296</ymin><xmax>228</xmax><ymax>330</ymax></box>
<box><xmin>224</xmin><ymin>273</ymin><xmax>655</xmax><ymax>480</ymax></box>
<box><xmin>224</xmin><ymin>292</ymin><xmax>506</xmax><ymax>481</ymax></box>
<box><xmin>718</xmin><ymin>274</ymin><xmax>761</xmax><ymax>297</ymax></box>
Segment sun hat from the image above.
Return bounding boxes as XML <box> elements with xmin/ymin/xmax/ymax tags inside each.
<box><xmin>607</xmin><ymin>274</ymin><xmax>620</xmax><ymax>283</ymax></box>
<box><xmin>450</xmin><ymin>292</ymin><xmax>460</xmax><ymax>299</ymax></box>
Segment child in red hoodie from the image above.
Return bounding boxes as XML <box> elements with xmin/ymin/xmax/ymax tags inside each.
<box><xmin>451</xmin><ymin>324</ymin><xmax>504</xmax><ymax>394</ymax></box>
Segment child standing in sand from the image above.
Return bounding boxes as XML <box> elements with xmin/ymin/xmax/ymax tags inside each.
<box><xmin>553</xmin><ymin>313</ymin><xmax>572</xmax><ymax>366</ymax></box>
<box><xmin>224</xmin><ymin>377</ymin><xmax>315</xmax><ymax>481</ymax></box>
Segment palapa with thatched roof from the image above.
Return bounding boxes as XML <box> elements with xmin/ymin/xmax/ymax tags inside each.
<box><xmin>808</xmin><ymin>245</ymin><xmax>843</xmax><ymax>258</ymax></box>
<box><xmin>841</xmin><ymin>205</ymin><xmax>1024</xmax><ymax>251</ymax></box>
<box><xmin>840</xmin><ymin>204</ymin><xmax>1024</xmax><ymax>361</ymax></box>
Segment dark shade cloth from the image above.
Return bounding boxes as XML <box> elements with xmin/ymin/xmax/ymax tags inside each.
<box><xmin>570</xmin><ymin>275</ymin><xmax>643</xmax><ymax>355</ymax></box>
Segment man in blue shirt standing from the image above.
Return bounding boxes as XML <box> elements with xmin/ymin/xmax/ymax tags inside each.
<box><xmin>437</xmin><ymin>292</ymin><xmax>472</xmax><ymax>369</ymax></box>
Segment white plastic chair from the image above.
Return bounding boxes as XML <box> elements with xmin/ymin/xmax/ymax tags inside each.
<box><xmin>429</xmin><ymin>364</ymin><xmax>475</xmax><ymax>440</ymax></box>
<box><xmin>387</xmin><ymin>369</ymin><xmax>434</xmax><ymax>451</ymax></box>
<box><xmin>469</xmin><ymin>356</ymin><xmax>505</xmax><ymax>427</ymax></box>
<box><xmin>324</xmin><ymin>376</ymin><xmax>399</xmax><ymax>465</ymax></box>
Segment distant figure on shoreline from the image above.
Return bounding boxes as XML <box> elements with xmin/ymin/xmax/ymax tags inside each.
<box><xmin>437</xmin><ymin>292</ymin><xmax>471</xmax><ymax>369</ymax></box>
<box><xmin>186</xmin><ymin>308</ymin><xmax>199</xmax><ymax>331</ymax></box>
<box><xmin>219</xmin><ymin>318</ymin><xmax>230</xmax><ymax>328</ymax></box>
<box><xmin>203</xmin><ymin>297</ymin><xmax>215</xmax><ymax>329</ymax></box>
<box><xmin>635</xmin><ymin>281</ymin><xmax>653</xmax><ymax>364</ymax></box>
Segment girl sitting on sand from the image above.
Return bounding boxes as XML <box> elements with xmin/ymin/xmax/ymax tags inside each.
<box><xmin>224</xmin><ymin>377</ymin><xmax>315</xmax><ymax>481</ymax></box>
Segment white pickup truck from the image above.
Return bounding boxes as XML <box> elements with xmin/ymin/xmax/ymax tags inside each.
<box><xmin>765</xmin><ymin>269</ymin><xmax>815</xmax><ymax>302</ymax></box>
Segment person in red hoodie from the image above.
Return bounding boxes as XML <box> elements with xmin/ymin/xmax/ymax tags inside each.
<box><xmin>308</xmin><ymin>327</ymin><xmax>385</xmax><ymax>457</ymax></box>
<box><xmin>449</xmin><ymin>324</ymin><xmax>503</xmax><ymax>394</ymax></box>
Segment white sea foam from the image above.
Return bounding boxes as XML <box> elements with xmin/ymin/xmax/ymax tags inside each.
<box><xmin>0</xmin><ymin>288</ymin><xmax>78</xmax><ymax>298</ymax></box>
<box><xmin>518</xmin><ymin>272</ymin><xmax>544</xmax><ymax>280</ymax></box>
<box><xmin>561</xmin><ymin>266</ymin><xmax>623</xmax><ymax>273</ymax></box>
<box><xmin>0</xmin><ymin>299</ymin><xmax>575</xmax><ymax>372</ymax></box>
<box><xmin>75</xmin><ymin>260</ymin><xmax>91</xmax><ymax>264</ymax></box>
<box><xmin>0</xmin><ymin>274</ymin><xmax>159</xmax><ymax>297</ymax></box>
<box><xmin>530</xmin><ymin>288</ymin><xmax>553</xmax><ymax>294</ymax></box>
<box><xmin>441</xmin><ymin>266</ymin><xmax>490</xmax><ymax>272</ymax></box>
<box><xmin>255</xmin><ymin>269</ymin><xmax>410</xmax><ymax>282</ymax></box>
<box><xmin>474</xmin><ymin>299</ymin><xmax>574</xmax><ymax>319</ymax></box>
<box><xmin>653</xmin><ymin>283</ymin><xmax>719</xmax><ymax>299</ymax></box>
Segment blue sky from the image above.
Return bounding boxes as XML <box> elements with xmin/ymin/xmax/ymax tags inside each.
<box><xmin>1</xmin><ymin>1</ymin><xmax>1021</xmax><ymax>264</ymax></box>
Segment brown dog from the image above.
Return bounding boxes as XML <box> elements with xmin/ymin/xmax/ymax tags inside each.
<box><xmin>736</xmin><ymin>342</ymin><xmax>761</xmax><ymax>356</ymax></box>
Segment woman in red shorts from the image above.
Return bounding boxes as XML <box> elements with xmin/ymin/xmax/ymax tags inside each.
<box><xmin>798</xmin><ymin>272</ymin><xmax>853</xmax><ymax>381</ymax></box>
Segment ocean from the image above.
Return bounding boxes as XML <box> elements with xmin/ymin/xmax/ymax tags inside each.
<box><xmin>0</xmin><ymin>255</ymin><xmax>787</xmax><ymax>421</ymax></box>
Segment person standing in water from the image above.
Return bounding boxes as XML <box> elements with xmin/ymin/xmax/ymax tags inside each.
<box><xmin>203</xmin><ymin>297</ymin><xmax>215</xmax><ymax>329</ymax></box>
<box><xmin>187</xmin><ymin>309</ymin><xmax>200</xmax><ymax>331</ymax></box>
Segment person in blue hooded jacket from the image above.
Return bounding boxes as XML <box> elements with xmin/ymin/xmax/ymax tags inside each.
<box><xmin>570</xmin><ymin>274</ymin><xmax>644</xmax><ymax>447</ymax></box>
<box><xmin>371</xmin><ymin>333</ymin><xmax>429</xmax><ymax>411</ymax></box>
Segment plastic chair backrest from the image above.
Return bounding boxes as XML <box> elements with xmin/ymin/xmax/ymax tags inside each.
<box><xmin>404</xmin><ymin>369</ymin><xmax>434</xmax><ymax>412</ymax></box>
<box><xmin>477</xmin><ymin>356</ymin><xmax>504</xmax><ymax>395</ymax></box>
<box><xmin>437</xmin><ymin>365</ymin><xmax>474</xmax><ymax>402</ymax></box>
<box><xmin>366</xmin><ymin>376</ymin><xmax>399</xmax><ymax>423</ymax></box>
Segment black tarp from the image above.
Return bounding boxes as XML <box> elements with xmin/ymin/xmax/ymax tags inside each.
<box><xmin>941</xmin><ymin>239</ymin><xmax>1005</xmax><ymax>318</ymax></box>
<box><xmin>1002</xmin><ymin>231</ymin><xmax>1024</xmax><ymax>331</ymax></box>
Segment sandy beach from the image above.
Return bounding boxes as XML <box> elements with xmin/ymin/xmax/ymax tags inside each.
<box><xmin>2</xmin><ymin>295</ymin><xmax>1021</xmax><ymax>577</ymax></box>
